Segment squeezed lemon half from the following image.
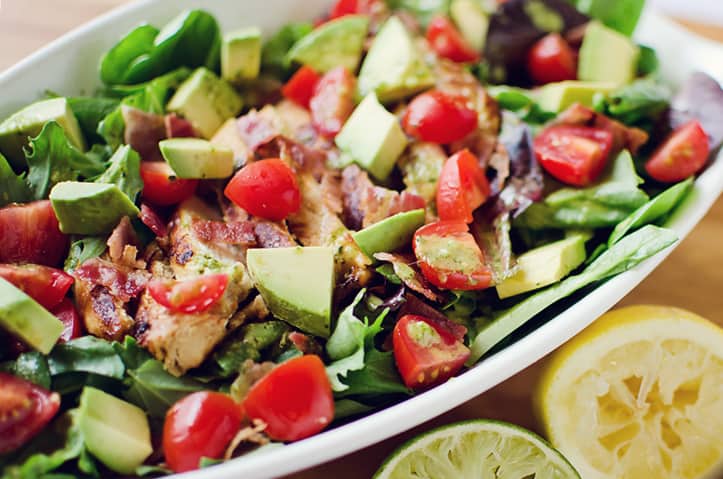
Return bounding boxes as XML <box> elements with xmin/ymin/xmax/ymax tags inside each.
<box><xmin>536</xmin><ymin>305</ymin><xmax>723</xmax><ymax>479</ymax></box>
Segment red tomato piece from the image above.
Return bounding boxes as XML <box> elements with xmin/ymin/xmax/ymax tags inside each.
<box><xmin>282</xmin><ymin>66</ymin><xmax>321</xmax><ymax>110</ymax></box>
<box><xmin>436</xmin><ymin>149</ymin><xmax>490</xmax><ymax>223</ymax></box>
<box><xmin>413</xmin><ymin>221</ymin><xmax>492</xmax><ymax>291</ymax></box>
<box><xmin>645</xmin><ymin>120</ymin><xmax>710</xmax><ymax>183</ymax></box>
<box><xmin>148</xmin><ymin>274</ymin><xmax>228</xmax><ymax>314</ymax></box>
<box><xmin>393</xmin><ymin>314</ymin><xmax>470</xmax><ymax>389</ymax></box>
<box><xmin>51</xmin><ymin>298</ymin><xmax>83</xmax><ymax>343</ymax></box>
<box><xmin>243</xmin><ymin>355</ymin><xmax>334</xmax><ymax>442</ymax></box>
<box><xmin>403</xmin><ymin>90</ymin><xmax>478</xmax><ymax>144</ymax></box>
<box><xmin>163</xmin><ymin>391</ymin><xmax>242</xmax><ymax>473</ymax></box>
<box><xmin>140</xmin><ymin>161</ymin><xmax>198</xmax><ymax>206</ymax></box>
<box><xmin>0</xmin><ymin>372</ymin><xmax>60</xmax><ymax>454</ymax></box>
<box><xmin>0</xmin><ymin>264</ymin><xmax>73</xmax><ymax>310</ymax></box>
<box><xmin>224</xmin><ymin>158</ymin><xmax>301</xmax><ymax>221</ymax></box>
<box><xmin>426</xmin><ymin>15</ymin><xmax>480</xmax><ymax>63</ymax></box>
<box><xmin>309</xmin><ymin>67</ymin><xmax>356</xmax><ymax>138</ymax></box>
<box><xmin>534</xmin><ymin>125</ymin><xmax>614</xmax><ymax>186</ymax></box>
<box><xmin>328</xmin><ymin>0</ymin><xmax>381</xmax><ymax>20</ymax></box>
<box><xmin>0</xmin><ymin>201</ymin><xmax>68</xmax><ymax>267</ymax></box>
<box><xmin>527</xmin><ymin>33</ymin><xmax>577</xmax><ymax>85</ymax></box>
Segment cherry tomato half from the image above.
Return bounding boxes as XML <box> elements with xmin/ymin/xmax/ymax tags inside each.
<box><xmin>281</xmin><ymin>66</ymin><xmax>321</xmax><ymax>110</ymax></box>
<box><xmin>527</xmin><ymin>33</ymin><xmax>577</xmax><ymax>85</ymax></box>
<box><xmin>533</xmin><ymin>125</ymin><xmax>614</xmax><ymax>186</ymax></box>
<box><xmin>393</xmin><ymin>315</ymin><xmax>471</xmax><ymax>390</ymax></box>
<box><xmin>148</xmin><ymin>274</ymin><xmax>228</xmax><ymax>314</ymax></box>
<box><xmin>0</xmin><ymin>372</ymin><xmax>60</xmax><ymax>454</ymax></box>
<box><xmin>436</xmin><ymin>149</ymin><xmax>490</xmax><ymax>223</ymax></box>
<box><xmin>413</xmin><ymin>221</ymin><xmax>492</xmax><ymax>291</ymax></box>
<box><xmin>140</xmin><ymin>161</ymin><xmax>199</xmax><ymax>206</ymax></box>
<box><xmin>403</xmin><ymin>90</ymin><xmax>479</xmax><ymax>144</ymax></box>
<box><xmin>426</xmin><ymin>15</ymin><xmax>479</xmax><ymax>63</ymax></box>
<box><xmin>328</xmin><ymin>0</ymin><xmax>381</xmax><ymax>20</ymax></box>
<box><xmin>163</xmin><ymin>391</ymin><xmax>242</xmax><ymax>473</ymax></box>
<box><xmin>243</xmin><ymin>355</ymin><xmax>334</xmax><ymax>442</ymax></box>
<box><xmin>0</xmin><ymin>264</ymin><xmax>73</xmax><ymax>310</ymax></box>
<box><xmin>224</xmin><ymin>158</ymin><xmax>301</xmax><ymax>221</ymax></box>
<box><xmin>310</xmin><ymin>66</ymin><xmax>356</xmax><ymax>138</ymax></box>
<box><xmin>52</xmin><ymin>298</ymin><xmax>83</xmax><ymax>343</ymax></box>
<box><xmin>0</xmin><ymin>200</ymin><xmax>68</xmax><ymax>267</ymax></box>
<box><xmin>645</xmin><ymin>120</ymin><xmax>710</xmax><ymax>183</ymax></box>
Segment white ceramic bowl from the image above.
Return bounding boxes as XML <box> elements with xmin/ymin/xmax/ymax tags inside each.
<box><xmin>2</xmin><ymin>2</ymin><xmax>721</xmax><ymax>478</ymax></box>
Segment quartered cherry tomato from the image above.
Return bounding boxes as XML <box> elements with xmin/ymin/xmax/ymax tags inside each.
<box><xmin>309</xmin><ymin>66</ymin><xmax>356</xmax><ymax>138</ymax></box>
<box><xmin>243</xmin><ymin>355</ymin><xmax>334</xmax><ymax>442</ymax></box>
<box><xmin>426</xmin><ymin>15</ymin><xmax>479</xmax><ymax>63</ymax></box>
<box><xmin>413</xmin><ymin>221</ymin><xmax>492</xmax><ymax>291</ymax></box>
<box><xmin>140</xmin><ymin>161</ymin><xmax>198</xmax><ymax>206</ymax></box>
<box><xmin>281</xmin><ymin>66</ymin><xmax>321</xmax><ymax>109</ymax></box>
<box><xmin>645</xmin><ymin>120</ymin><xmax>709</xmax><ymax>183</ymax></box>
<box><xmin>436</xmin><ymin>149</ymin><xmax>490</xmax><ymax>223</ymax></box>
<box><xmin>403</xmin><ymin>90</ymin><xmax>478</xmax><ymax>144</ymax></box>
<box><xmin>148</xmin><ymin>274</ymin><xmax>228</xmax><ymax>314</ymax></box>
<box><xmin>0</xmin><ymin>372</ymin><xmax>60</xmax><ymax>454</ymax></box>
<box><xmin>527</xmin><ymin>33</ymin><xmax>577</xmax><ymax>85</ymax></box>
<box><xmin>224</xmin><ymin>158</ymin><xmax>301</xmax><ymax>221</ymax></box>
<box><xmin>328</xmin><ymin>0</ymin><xmax>382</xmax><ymax>20</ymax></box>
<box><xmin>393</xmin><ymin>314</ymin><xmax>471</xmax><ymax>389</ymax></box>
<box><xmin>0</xmin><ymin>264</ymin><xmax>73</xmax><ymax>310</ymax></box>
<box><xmin>533</xmin><ymin>125</ymin><xmax>614</xmax><ymax>186</ymax></box>
<box><xmin>52</xmin><ymin>298</ymin><xmax>82</xmax><ymax>343</ymax></box>
<box><xmin>163</xmin><ymin>391</ymin><xmax>242</xmax><ymax>473</ymax></box>
<box><xmin>0</xmin><ymin>200</ymin><xmax>68</xmax><ymax>267</ymax></box>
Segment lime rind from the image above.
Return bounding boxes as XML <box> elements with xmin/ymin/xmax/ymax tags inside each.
<box><xmin>374</xmin><ymin>419</ymin><xmax>580</xmax><ymax>479</ymax></box>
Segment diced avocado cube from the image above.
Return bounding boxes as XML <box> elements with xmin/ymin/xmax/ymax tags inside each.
<box><xmin>50</xmin><ymin>181</ymin><xmax>140</xmax><ymax>235</ymax></box>
<box><xmin>210</xmin><ymin>118</ymin><xmax>251</xmax><ymax>168</ymax></box>
<box><xmin>0</xmin><ymin>278</ymin><xmax>63</xmax><ymax>354</ymax></box>
<box><xmin>578</xmin><ymin>21</ymin><xmax>640</xmax><ymax>86</ymax></box>
<box><xmin>0</xmin><ymin>98</ymin><xmax>86</xmax><ymax>168</ymax></box>
<box><xmin>535</xmin><ymin>80</ymin><xmax>619</xmax><ymax>112</ymax></box>
<box><xmin>78</xmin><ymin>387</ymin><xmax>152</xmax><ymax>475</ymax></box>
<box><xmin>496</xmin><ymin>235</ymin><xmax>587</xmax><ymax>299</ymax></box>
<box><xmin>353</xmin><ymin>209</ymin><xmax>426</xmax><ymax>259</ymax></box>
<box><xmin>167</xmin><ymin>67</ymin><xmax>243</xmax><ymax>139</ymax></box>
<box><xmin>160</xmin><ymin>138</ymin><xmax>234</xmax><ymax>179</ymax></box>
<box><xmin>335</xmin><ymin>93</ymin><xmax>408</xmax><ymax>181</ymax></box>
<box><xmin>287</xmin><ymin>15</ymin><xmax>369</xmax><ymax>73</ymax></box>
<box><xmin>358</xmin><ymin>16</ymin><xmax>434</xmax><ymax>103</ymax></box>
<box><xmin>222</xmin><ymin>27</ymin><xmax>262</xmax><ymax>84</ymax></box>
<box><xmin>247</xmin><ymin>246</ymin><xmax>335</xmax><ymax>338</ymax></box>
<box><xmin>450</xmin><ymin>0</ymin><xmax>489</xmax><ymax>51</ymax></box>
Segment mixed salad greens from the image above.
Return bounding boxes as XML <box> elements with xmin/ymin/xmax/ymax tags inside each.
<box><xmin>1</xmin><ymin>0</ymin><xmax>722</xmax><ymax>476</ymax></box>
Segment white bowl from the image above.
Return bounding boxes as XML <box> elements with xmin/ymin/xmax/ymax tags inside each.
<box><xmin>2</xmin><ymin>2</ymin><xmax>721</xmax><ymax>478</ymax></box>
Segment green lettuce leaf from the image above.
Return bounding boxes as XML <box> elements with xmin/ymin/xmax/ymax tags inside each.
<box><xmin>95</xmin><ymin>145</ymin><xmax>143</xmax><ymax>203</ymax></box>
<box><xmin>0</xmin><ymin>152</ymin><xmax>31</xmax><ymax>207</ymax></box>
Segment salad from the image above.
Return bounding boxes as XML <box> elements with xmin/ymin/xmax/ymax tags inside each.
<box><xmin>1</xmin><ymin>0</ymin><xmax>722</xmax><ymax>476</ymax></box>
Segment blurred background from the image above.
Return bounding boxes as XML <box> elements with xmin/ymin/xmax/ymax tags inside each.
<box><xmin>652</xmin><ymin>0</ymin><xmax>723</xmax><ymax>25</ymax></box>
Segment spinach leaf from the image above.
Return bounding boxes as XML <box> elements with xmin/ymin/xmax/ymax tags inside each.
<box><xmin>335</xmin><ymin>349</ymin><xmax>410</xmax><ymax>398</ymax></box>
<box><xmin>334</xmin><ymin>398</ymin><xmax>376</xmax><ymax>420</ymax></box>
<box><xmin>569</xmin><ymin>0</ymin><xmax>645</xmax><ymax>36</ymax></box>
<box><xmin>48</xmin><ymin>336</ymin><xmax>125</xmax><ymax>379</ymax></box>
<box><xmin>210</xmin><ymin>321</ymin><xmax>289</xmax><ymax>377</ymax></box>
<box><xmin>608</xmin><ymin>177</ymin><xmax>693</xmax><ymax>246</ymax></box>
<box><xmin>67</xmin><ymin>97</ymin><xmax>120</xmax><ymax>144</ymax></box>
<box><xmin>64</xmin><ymin>237</ymin><xmax>107</xmax><ymax>272</ymax></box>
<box><xmin>100</xmin><ymin>10</ymin><xmax>220</xmax><ymax>85</ymax></box>
<box><xmin>637</xmin><ymin>45</ymin><xmax>659</xmax><ymax>77</ymax></box>
<box><xmin>95</xmin><ymin>145</ymin><xmax>143</xmax><ymax>203</ymax></box>
<box><xmin>1</xmin><ymin>352</ymin><xmax>51</xmax><ymax>389</ymax></box>
<box><xmin>113</xmin><ymin>335</ymin><xmax>152</xmax><ymax>370</ymax></box>
<box><xmin>124</xmin><ymin>359</ymin><xmax>205</xmax><ymax>418</ymax></box>
<box><xmin>487</xmin><ymin>86</ymin><xmax>555</xmax><ymax>123</ymax></box>
<box><xmin>469</xmin><ymin>225</ymin><xmax>678</xmax><ymax>362</ymax></box>
<box><xmin>24</xmin><ymin>121</ymin><xmax>107</xmax><ymax>199</ymax></box>
<box><xmin>262</xmin><ymin>22</ymin><xmax>313</xmax><ymax>79</ymax></box>
<box><xmin>0</xmin><ymin>152</ymin><xmax>31</xmax><ymax>207</ymax></box>
<box><xmin>604</xmin><ymin>78</ymin><xmax>671</xmax><ymax>126</ymax></box>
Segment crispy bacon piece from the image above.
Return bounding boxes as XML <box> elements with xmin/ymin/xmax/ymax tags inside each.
<box><xmin>165</xmin><ymin>113</ymin><xmax>196</xmax><ymax>138</ymax></box>
<box><xmin>192</xmin><ymin>220</ymin><xmax>257</xmax><ymax>246</ymax></box>
<box><xmin>252</xmin><ymin>220</ymin><xmax>297</xmax><ymax>248</ymax></box>
<box><xmin>236</xmin><ymin>106</ymin><xmax>285</xmax><ymax>152</ymax></box>
<box><xmin>374</xmin><ymin>252</ymin><xmax>444</xmax><ymax>303</ymax></box>
<box><xmin>121</xmin><ymin>105</ymin><xmax>166</xmax><ymax>161</ymax></box>
<box><xmin>140</xmin><ymin>203</ymin><xmax>168</xmax><ymax>237</ymax></box>
<box><xmin>257</xmin><ymin>136</ymin><xmax>328</xmax><ymax>181</ymax></box>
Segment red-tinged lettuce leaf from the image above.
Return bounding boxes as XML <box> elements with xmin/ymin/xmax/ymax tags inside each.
<box><xmin>670</xmin><ymin>71</ymin><xmax>723</xmax><ymax>149</ymax></box>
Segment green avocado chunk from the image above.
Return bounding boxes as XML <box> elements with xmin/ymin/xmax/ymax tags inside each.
<box><xmin>287</xmin><ymin>15</ymin><xmax>369</xmax><ymax>73</ymax></box>
<box><xmin>167</xmin><ymin>67</ymin><xmax>243</xmax><ymax>139</ymax></box>
<box><xmin>0</xmin><ymin>278</ymin><xmax>63</xmax><ymax>354</ymax></box>
<box><xmin>578</xmin><ymin>21</ymin><xmax>640</xmax><ymax>85</ymax></box>
<box><xmin>358</xmin><ymin>16</ymin><xmax>434</xmax><ymax>103</ymax></box>
<box><xmin>335</xmin><ymin>93</ymin><xmax>408</xmax><ymax>181</ymax></box>
<box><xmin>50</xmin><ymin>181</ymin><xmax>140</xmax><ymax>235</ymax></box>
<box><xmin>159</xmin><ymin>138</ymin><xmax>234</xmax><ymax>179</ymax></box>
<box><xmin>0</xmin><ymin>98</ymin><xmax>86</xmax><ymax>168</ymax></box>
<box><xmin>496</xmin><ymin>234</ymin><xmax>587</xmax><ymax>299</ymax></box>
<box><xmin>247</xmin><ymin>246</ymin><xmax>335</xmax><ymax>338</ymax></box>
<box><xmin>222</xmin><ymin>27</ymin><xmax>262</xmax><ymax>84</ymax></box>
<box><xmin>535</xmin><ymin>80</ymin><xmax>619</xmax><ymax>112</ymax></box>
<box><xmin>78</xmin><ymin>387</ymin><xmax>152</xmax><ymax>475</ymax></box>
<box><xmin>352</xmin><ymin>209</ymin><xmax>426</xmax><ymax>259</ymax></box>
<box><xmin>450</xmin><ymin>0</ymin><xmax>489</xmax><ymax>51</ymax></box>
